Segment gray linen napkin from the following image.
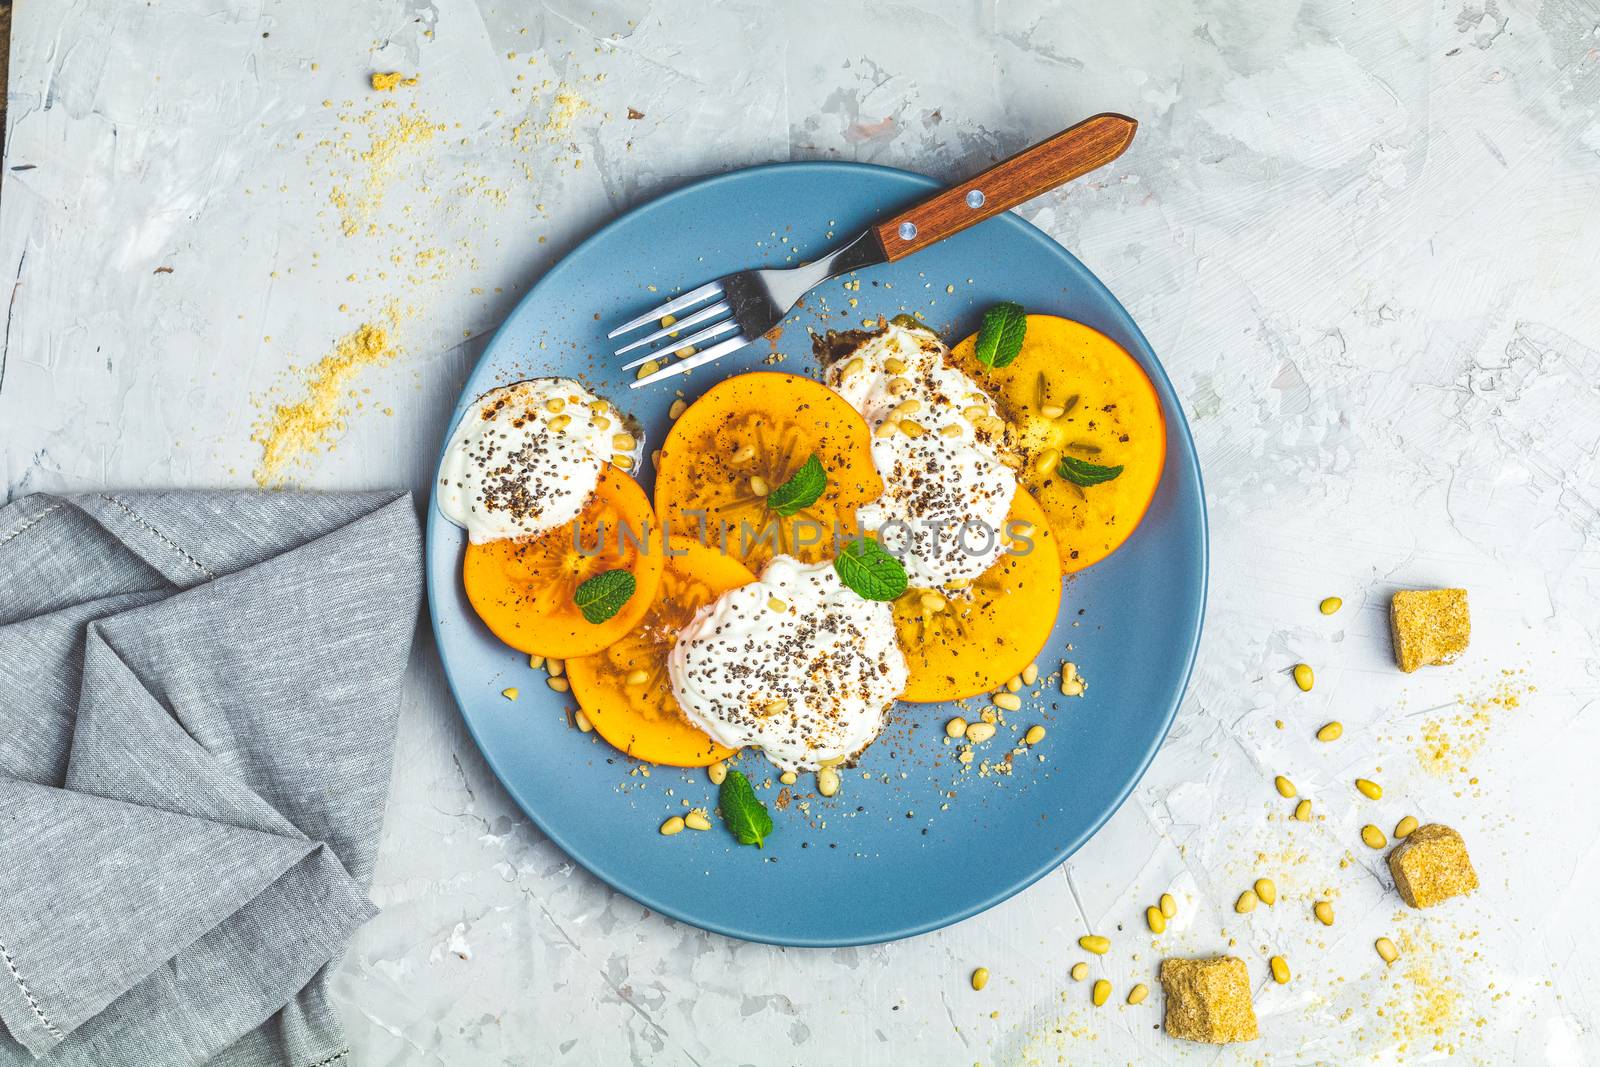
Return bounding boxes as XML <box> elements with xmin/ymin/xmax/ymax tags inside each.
<box><xmin>0</xmin><ymin>490</ymin><xmax>421</xmax><ymax>1067</ymax></box>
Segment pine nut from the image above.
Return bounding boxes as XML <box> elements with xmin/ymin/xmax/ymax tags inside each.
<box><xmin>1319</xmin><ymin>596</ymin><xmax>1342</xmax><ymax>614</ymax></box>
<box><xmin>547</xmin><ymin>659</ymin><xmax>565</xmax><ymax>676</ymax></box>
<box><xmin>684</xmin><ymin>810</ymin><xmax>711</xmax><ymax>831</ymax></box>
<box><xmin>750</xmin><ymin>475</ymin><xmax>770</xmax><ymax>496</ymax></box>
<box><xmin>1375</xmin><ymin>937</ymin><xmax>1399</xmax><ymax>964</ymax></box>
<box><xmin>612</xmin><ymin>433</ymin><xmax>636</xmax><ymax>452</ymax></box>
<box><xmin>1070</xmin><ymin>962</ymin><xmax>1089</xmax><ymax>981</ymax></box>
<box><xmin>1254</xmin><ymin>878</ymin><xmax>1277</xmax><ymax>906</ymax></box>
<box><xmin>1004</xmin><ymin>675</ymin><xmax>1022</xmax><ymax>692</ymax></box>
<box><xmin>1316</xmin><ymin>721</ymin><xmax>1343</xmax><ymax>742</ymax></box>
<box><xmin>1361</xmin><ymin>824</ymin><xmax>1387</xmax><ymax>849</ymax></box>
<box><xmin>883</xmin><ymin>356</ymin><xmax>907</xmax><ymax>374</ymax></box>
<box><xmin>660</xmin><ymin>314</ymin><xmax>678</xmax><ymax>328</ymax></box>
<box><xmin>1034</xmin><ymin>449</ymin><xmax>1060</xmax><ymax>476</ymax></box>
<box><xmin>1355</xmin><ymin>778</ymin><xmax>1383</xmax><ymax>800</ymax></box>
<box><xmin>731</xmin><ymin>444</ymin><xmax>756</xmax><ymax>463</ymax></box>
<box><xmin>1394</xmin><ymin>815</ymin><xmax>1419</xmax><ymax>839</ymax></box>
<box><xmin>899</xmin><ymin>419</ymin><xmax>926</xmax><ymax>437</ymax></box>
<box><xmin>613</xmin><ymin>454</ymin><xmax>635</xmax><ymax>471</ymax></box>
<box><xmin>1235</xmin><ymin>889</ymin><xmax>1258</xmax><ymax>914</ymax></box>
<box><xmin>635</xmin><ymin>360</ymin><xmax>661</xmax><ymax>379</ymax></box>
<box><xmin>547</xmin><ymin>677</ymin><xmax>570</xmax><ymax>693</ymax></box>
<box><xmin>1294</xmin><ymin>799</ymin><xmax>1312</xmax><ymax>822</ymax></box>
<box><xmin>970</xmin><ymin>967</ymin><xmax>989</xmax><ymax>991</ymax></box>
<box><xmin>1039</xmin><ymin>404</ymin><xmax>1065</xmax><ymax>419</ymax></box>
<box><xmin>1024</xmin><ymin>725</ymin><xmax>1046</xmax><ymax>746</ymax></box>
<box><xmin>893</xmin><ymin>398</ymin><xmax>922</xmax><ymax>416</ymax></box>
<box><xmin>574</xmin><ymin>710</ymin><xmax>593</xmax><ymax>733</ymax></box>
<box><xmin>1078</xmin><ymin>935</ymin><xmax>1110</xmax><ymax>955</ymax></box>
<box><xmin>1269</xmin><ymin>956</ymin><xmax>1291</xmax><ymax>984</ymax></box>
<box><xmin>707</xmin><ymin>761</ymin><xmax>727</xmax><ymax>785</ymax></box>
<box><xmin>593</xmin><ymin>416</ymin><xmax>612</xmax><ymax>431</ymax></box>
<box><xmin>921</xmin><ymin>592</ymin><xmax>947</xmax><ymax>613</ymax></box>
<box><xmin>965</xmin><ymin>721</ymin><xmax>996</xmax><ymax>744</ymax></box>
<box><xmin>501</xmin><ymin>687</ymin><xmax>519</xmax><ymax>700</ymax></box>
<box><xmin>780</xmin><ymin>771</ymin><xmax>797</xmax><ymax>785</ymax></box>
<box><xmin>875</xmin><ymin>420</ymin><xmax>899</xmax><ymax>438</ymax></box>
<box><xmin>669</xmin><ymin>398</ymin><xmax>688</xmax><ymax>419</ymax></box>
<box><xmin>659</xmin><ymin>816</ymin><xmax>685</xmax><ymax>836</ymax></box>
<box><xmin>529</xmin><ymin>654</ymin><xmax>545</xmax><ymax>670</ymax></box>
<box><xmin>940</xmin><ymin>423</ymin><xmax>963</xmax><ymax>437</ymax></box>
<box><xmin>817</xmin><ymin>766</ymin><xmax>840</xmax><ymax>797</ymax></box>
<box><xmin>1022</xmin><ymin>663</ymin><xmax>1039</xmax><ymax>686</ymax></box>
<box><xmin>945</xmin><ymin>717</ymin><xmax>968</xmax><ymax>738</ymax></box>
<box><xmin>886</xmin><ymin>377</ymin><xmax>910</xmax><ymax>396</ymax></box>
<box><xmin>764</xmin><ymin>699</ymin><xmax>789</xmax><ymax>716</ymax></box>
<box><xmin>625</xmin><ymin>669</ymin><xmax>649</xmax><ymax>686</ymax></box>
<box><xmin>962</xmin><ymin>405</ymin><xmax>989</xmax><ymax>422</ymax></box>
<box><xmin>1159</xmin><ymin>893</ymin><xmax>1177</xmax><ymax>919</ymax></box>
<box><xmin>1127</xmin><ymin>983</ymin><xmax>1149</xmax><ymax>1005</ymax></box>
<box><xmin>842</xmin><ymin>357</ymin><xmax>865</xmax><ymax>377</ymax></box>
<box><xmin>1274</xmin><ymin>775</ymin><xmax>1297</xmax><ymax>798</ymax></box>
<box><xmin>544</xmin><ymin>398</ymin><xmax>567</xmax><ymax>413</ymax></box>
<box><xmin>1314</xmin><ymin>900</ymin><xmax>1334</xmax><ymax>926</ymax></box>
<box><xmin>548</xmin><ymin>413</ymin><xmax>572</xmax><ymax>432</ymax></box>
<box><xmin>768</xmin><ymin>596</ymin><xmax>787</xmax><ymax>612</ymax></box>
<box><xmin>1293</xmin><ymin>663</ymin><xmax>1314</xmax><ymax>691</ymax></box>
<box><xmin>1091</xmin><ymin>979</ymin><xmax>1111</xmax><ymax>1007</ymax></box>
<box><xmin>1146</xmin><ymin>906</ymin><xmax>1166</xmax><ymax>934</ymax></box>
<box><xmin>993</xmin><ymin>693</ymin><xmax>1022</xmax><ymax>712</ymax></box>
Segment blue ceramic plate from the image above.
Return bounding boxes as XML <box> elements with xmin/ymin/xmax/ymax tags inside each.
<box><xmin>426</xmin><ymin>162</ymin><xmax>1207</xmax><ymax>947</ymax></box>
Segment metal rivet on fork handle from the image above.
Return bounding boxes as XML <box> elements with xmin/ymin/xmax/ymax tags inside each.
<box><xmin>965</xmin><ymin>189</ymin><xmax>985</xmax><ymax>209</ymax></box>
<box><xmin>897</xmin><ymin>221</ymin><xmax>917</xmax><ymax>241</ymax></box>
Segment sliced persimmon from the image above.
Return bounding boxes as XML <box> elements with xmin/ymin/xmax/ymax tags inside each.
<box><xmin>463</xmin><ymin>466</ymin><xmax>662</xmax><ymax>658</ymax></box>
<box><xmin>566</xmin><ymin>540</ymin><xmax>748</xmax><ymax>766</ymax></box>
<box><xmin>652</xmin><ymin>372</ymin><xmax>881</xmax><ymax>570</ymax></box>
<box><xmin>895</xmin><ymin>488</ymin><xmax>1061</xmax><ymax>702</ymax></box>
<box><xmin>950</xmin><ymin>315</ymin><xmax>1166</xmax><ymax>573</ymax></box>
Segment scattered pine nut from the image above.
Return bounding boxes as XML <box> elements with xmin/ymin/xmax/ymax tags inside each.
<box><xmin>779</xmin><ymin>771</ymin><xmax>798</xmax><ymax>786</ymax></box>
<box><xmin>574</xmin><ymin>710</ymin><xmax>593</xmax><ymax>733</ymax></box>
<box><xmin>965</xmin><ymin>721</ymin><xmax>996</xmax><ymax>744</ymax></box>
<box><xmin>1361</xmin><ymin>824</ymin><xmax>1388</xmax><ymax>849</ymax></box>
<box><xmin>1294</xmin><ymin>799</ymin><xmax>1312</xmax><ymax>822</ymax></box>
<box><xmin>625</xmin><ymin>669</ymin><xmax>649</xmax><ymax>686</ymax></box>
<box><xmin>1355</xmin><ymin>777</ymin><xmax>1383</xmax><ymax>800</ymax></box>
<box><xmin>764</xmin><ymin>699</ymin><xmax>789</xmax><ymax>716</ymax></box>
<box><xmin>528</xmin><ymin>654</ymin><xmax>545</xmax><ymax>670</ymax></box>
<box><xmin>1375</xmin><ymin>937</ymin><xmax>1399</xmax><ymax>965</ymax></box>
<box><xmin>1078</xmin><ymin>935</ymin><xmax>1111</xmax><ymax>955</ymax></box>
<box><xmin>681</xmin><ymin>810</ymin><xmax>712</xmax><ymax>831</ymax></box>
<box><xmin>993</xmin><ymin>692</ymin><xmax>1022</xmax><ymax>712</ymax></box>
<box><xmin>547</xmin><ymin>677</ymin><xmax>570</xmax><ymax>693</ymax></box>
<box><xmin>1235</xmin><ymin>889</ymin><xmax>1258</xmax><ymax>914</ymax></box>
<box><xmin>900</xmin><ymin>419</ymin><xmax>927</xmax><ymax>438</ymax></box>
<box><xmin>1394</xmin><ymin>815</ymin><xmax>1419</xmax><ymax>839</ymax></box>
<box><xmin>1091</xmin><ymin>979</ymin><xmax>1111</xmax><ymax>1007</ymax></box>
<box><xmin>1060</xmin><ymin>662</ymin><xmax>1086</xmax><ymax>697</ymax></box>
<box><xmin>707</xmin><ymin>761</ymin><xmax>728</xmax><ymax>785</ymax></box>
<box><xmin>659</xmin><ymin>816</ymin><xmax>685</xmax><ymax>836</ymax></box>
<box><xmin>612</xmin><ymin>433</ymin><xmax>636</xmax><ymax>452</ymax></box>
<box><xmin>668</xmin><ymin>398</ymin><xmax>688</xmax><ymax>419</ymax></box>
<box><xmin>767</xmin><ymin>596</ymin><xmax>788</xmax><ymax>613</ymax></box>
<box><xmin>544</xmin><ymin>398</ymin><xmax>566</xmax><ymax>413</ymax></box>
<box><xmin>971</xmin><ymin>967</ymin><xmax>990</xmax><ymax>991</ymax></box>
<box><xmin>548</xmin><ymin>413</ymin><xmax>572</xmax><ymax>432</ymax></box>
<box><xmin>841</xmin><ymin>357</ymin><xmax>865</xmax><ymax>377</ymax></box>
<box><xmin>635</xmin><ymin>360</ymin><xmax>661</xmax><ymax>379</ymax></box>
<box><xmin>1127</xmin><ymin>983</ymin><xmax>1149</xmax><ymax>1006</ymax></box>
<box><xmin>1269</xmin><ymin>956</ymin><xmax>1291</xmax><ymax>984</ymax></box>
<box><xmin>1274</xmin><ymin>775</ymin><xmax>1297</xmax><ymax>798</ymax></box>
<box><xmin>1146</xmin><ymin>906</ymin><xmax>1166</xmax><ymax>934</ymax></box>
<box><xmin>1159</xmin><ymin>892</ymin><xmax>1177</xmax><ymax>919</ymax></box>
<box><xmin>939</xmin><ymin>423</ymin><xmax>963</xmax><ymax>438</ymax></box>
<box><xmin>660</xmin><ymin>314</ymin><xmax>678</xmax><ymax>328</ymax></box>
<box><xmin>1319</xmin><ymin>596</ymin><xmax>1342</xmax><ymax>614</ymax></box>
<box><xmin>1314</xmin><ymin>900</ymin><xmax>1334</xmax><ymax>926</ymax></box>
<box><xmin>1021</xmin><ymin>662</ymin><xmax>1039</xmax><ymax>686</ymax></box>
<box><xmin>817</xmin><ymin>766</ymin><xmax>840</xmax><ymax>797</ymax></box>
<box><xmin>883</xmin><ymin>356</ymin><xmax>907</xmax><ymax>374</ymax></box>
<box><xmin>1254</xmin><ymin>878</ymin><xmax>1277</xmax><ymax>906</ymax></box>
<box><xmin>1024</xmin><ymin>725</ymin><xmax>1046</xmax><ymax>746</ymax></box>
<box><xmin>1039</xmin><ymin>404</ymin><xmax>1065</xmax><ymax>419</ymax></box>
<box><xmin>1316</xmin><ymin>721</ymin><xmax>1343</xmax><ymax>742</ymax></box>
<box><xmin>1034</xmin><ymin>449</ymin><xmax>1060</xmax><ymax>476</ymax></box>
<box><xmin>730</xmin><ymin>444</ymin><xmax>756</xmax><ymax>463</ymax></box>
<box><xmin>547</xmin><ymin>659</ymin><xmax>565</xmax><ymax>677</ymax></box>
<box><xmin>921</xmin><ymin>592</ymin><xmax>947</xmax><ymax>613</ymax></box>
<box><xmin>750</xmin><ymin>475</ymin><xmax>770</xmax><ymax>496</ymax></box>
<box><xmin>1004</xmin><ymin>674</ymin><xmax>1022</xmax><ymax>692</ymax></box>
<box><xmin>501</xmin><ymin>687</ymin><xmax>519</xmax><ymax>701</ymax></box>
<box><xmin>1070</xmin><ymin>962</ymin><xmax>1089</xmax><ymax>982</ymax></box>
<box><xmin>945</xmin><ymin>717</ymin><xmax>969</xmax><ymax>738</ymax></box>
<box><xmin>1292</xmin><ymin>663</ymin><xmax>1314</xmax><ymax>691</ymax></box>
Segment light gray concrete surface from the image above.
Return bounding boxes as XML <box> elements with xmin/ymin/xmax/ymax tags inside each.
<box><xmin>4</xmin><ymin>1</ymin><xmax>1599</xmax><ymax>1064</ymax></box>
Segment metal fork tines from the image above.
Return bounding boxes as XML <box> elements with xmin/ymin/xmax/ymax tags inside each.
<box><xmin>609</xmin><ymin>230</ymin><xmax>884</xmax><ymax>388</ymax></box>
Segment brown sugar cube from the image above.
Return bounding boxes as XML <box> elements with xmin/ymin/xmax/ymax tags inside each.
<box><xmin>1388</xmin><ymin>823</ymin><xmax>1479</xmax><ymax>908</ymax></box>
<box><xmin>1158</xmin><ymin>956</ymin><xmax>1259</xmax><ymax>1044</ymax></box>
<box><xmin>1390</xmin><ymin>588</ymin><xmax>1470</xmax><ymax>673</ymax></box>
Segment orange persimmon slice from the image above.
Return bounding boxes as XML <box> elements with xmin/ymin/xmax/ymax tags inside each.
<box><xmin>462</xmin><ymin>465</ymin><xmax>662</xmax><ymax>658</ymax></box>
<box><xmin>566</xmin><ymin>540</ymin><xmax>749</xmax><ymax>767</ymax></box>
<box><xmin>950</xmin><ymin>315</ymin><xmax>1166</xmax><ymax>573</ymax></box>
<box><xmin>895</xmin><ymin>487</ymin><xmax>1062</xmax><ymax>702</ymax></box>
<box><xmin>652</xmin><ymin>372</ymin><xmax>882</xmax><ymax>570</ymax></box>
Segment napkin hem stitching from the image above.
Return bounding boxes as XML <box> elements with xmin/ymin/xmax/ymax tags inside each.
<box><xmin>0</xmin><ymin>501</ymin><xmax>63</xmax><ymax>549</ymax></box>
<box><xmin>98</xmin><ymin>494</ymin><xmax>216</xmax><ymax>580</ymax></box>
<box><xmin>308</xmin><ymin>1048</ymin><xmax>349</xmax><ymax>1066</ymax></box>
<box><xmin>0</xmin><ymin>931</ymin><xmax>63</xmax><ymax>1044</ymax></box>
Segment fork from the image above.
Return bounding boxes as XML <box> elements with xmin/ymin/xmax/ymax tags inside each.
<box><xmin>610</xmin><ymin>113</ymin><xmax>1137</xmax><ymax>388</ymax></box>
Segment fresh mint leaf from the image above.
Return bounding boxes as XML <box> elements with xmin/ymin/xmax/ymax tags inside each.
<box><xmin>974</xmin><ymin>302</ymin><xmax>1028</xmax><ymax>370</ymax></box>
<box><xmin>833</xmin><ymin>538</ymin><xmax>909</xmax><ymax>602</ymax></box>
<box><xmin>573</xmin><ymin>569</ymin><xmax>636</xmax><ymax>624</ymax></box>
<box><xmin>718</xmin><ymin>769</ymin><xmax>774</xmax><ymax>849</ymax></box>
<box><xmin>1057</xmin><ymin>455</ymin><xmax>1124</xmax><ymax>487</ymax></box>
<box><xmin>765</xmin><ymin>454</ymin><xmax>827</xmax><ymax>517</ymax></box>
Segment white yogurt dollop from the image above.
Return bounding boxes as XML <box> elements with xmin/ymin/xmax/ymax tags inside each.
<box><xmin>667</xmin><ymin>555</ymin><xmax>908</xmax><ymax>773</ymax></box>
<box><xmin>437</xmin><ymin>378</ymin><xmax>629</xmax><ymax>544</ymax></box>
<box><xmin>824</xmin><ymin>321</ymin><xmax>1017</xmax><ymax>587</ymax></box>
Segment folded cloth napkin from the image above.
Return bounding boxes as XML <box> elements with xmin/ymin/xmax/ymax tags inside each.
<box><xmin>0</xmin><ymin>491</ymin><xmax>421</xmax><ymax>1067</ymax></box>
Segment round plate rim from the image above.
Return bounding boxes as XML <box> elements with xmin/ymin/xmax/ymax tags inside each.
<box><xmin>424</xmin><ymin>159</ymin><xmax>1210</xmax><ymax>947</ymax></box>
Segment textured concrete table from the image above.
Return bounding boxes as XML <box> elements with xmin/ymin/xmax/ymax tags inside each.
<box><xmin>4</xmin><ymin>1</ymin><xmax>1599</xmax><ymax>1064</ymax></box>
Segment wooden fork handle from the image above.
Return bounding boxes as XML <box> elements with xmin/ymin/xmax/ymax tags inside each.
<box><xmin>873</xmin><ymin>113</ymin><xmax>1137</xmax><ymax>262</ymax></box>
